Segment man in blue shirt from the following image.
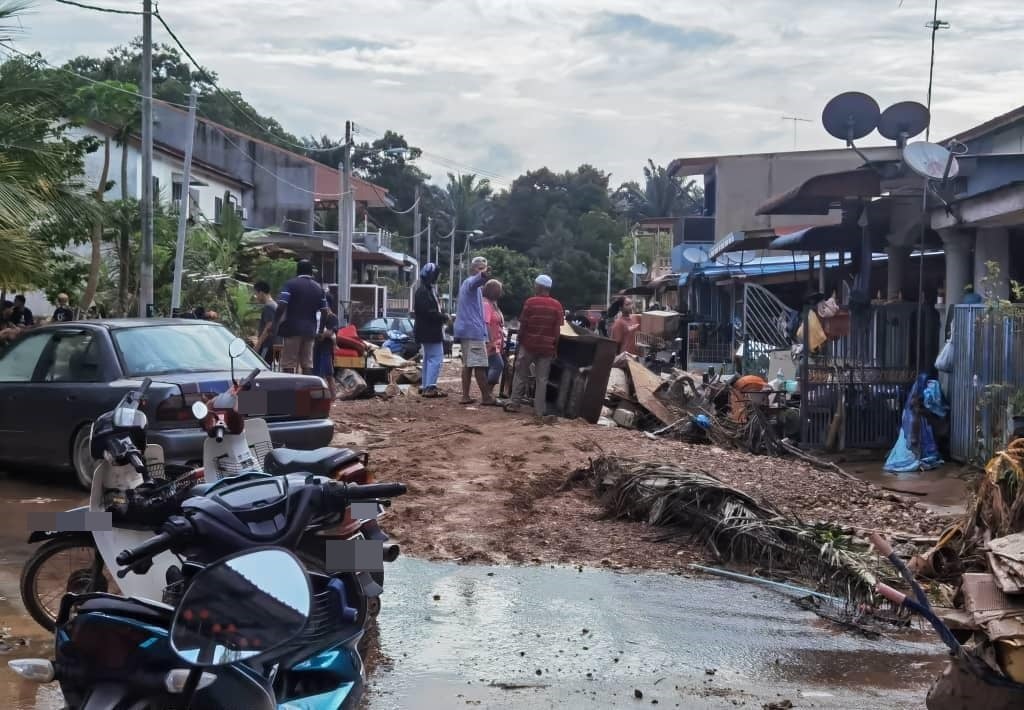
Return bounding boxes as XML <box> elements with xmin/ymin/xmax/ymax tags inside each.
<box><xmin>272</xmin><ymin>259</ymin><xmax>329</xmax><ymax>374</ymax></box>
<box><xmin>454</xmin><ymin>255</ymin><xmax>496</xmax><ymax>405</ymax></box>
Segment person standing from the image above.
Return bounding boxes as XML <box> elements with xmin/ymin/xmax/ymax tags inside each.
<box><xmin>483</xmin><ymin>279</ymin><xmax>506</xmax><ymax>400</ymax></box>
<box><xmin>505</xmin><ymin>275</ymin><xmax>564</xmax><ymax>417</ymax></box>
<box><xmin>314</xmin><ymin>296</ymin><xmax>340</xmax><ymax>400</ymax></box>
<box><xmin>611</xmin><ymin>297</ymin><xmax>640</xmax><ymax>355</ymax></box>
<box><xmin>253</xmin><ymin>281</ymin><xmax>280</xmax><ymax>364</ymax></box>
<box><xmin>453</xmin><ymin>255</ymin><xmax>496</xmax><ymax>405</ymax></box>
<box><xmin>10</xmin><ymin>295</ymin><xmax>33</xmax><ymax>327</ymax></box>
<box><xmin>413</xmin><ymin>263</ymin><xmax>448</xmax><ymax>398</ymax></box>
<box><xmin>51</xmin><ymin>293</ymin><xmax>74</xmax><ymax>323</ymax></box>
<box><xmin>272</xmin><ymin>259</ymin><xmax>329</xmax><ymax>375</ymax></box>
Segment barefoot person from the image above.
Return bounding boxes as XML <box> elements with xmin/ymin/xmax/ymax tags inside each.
<box><xmin>505</xmin><ymin>275</ymin><xmax>564</xmax><ymax>417</ymax></box>
<box><xmin>453</xmin><ymin>256</ymin><xmax>496</xmax><ymax>405</ymax></box>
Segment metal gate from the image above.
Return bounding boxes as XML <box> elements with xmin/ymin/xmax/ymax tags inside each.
<box><xmin>949</xmin><ymin>305</ymin><xmax>1024</xmax><ymax>463</ymax></box>
<box><xmin>741</xmin><ymin>283</ymin><xmax>795</xmax><ymax>378</ymax></box>
<box><xmin>800</xmin><ymin>303</ymin><xmax>938</xmax><ymax>449</ymax></box>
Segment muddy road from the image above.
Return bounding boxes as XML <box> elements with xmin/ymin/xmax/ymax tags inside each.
<box><xmin>0</xmin><ymin>469</ymin><xmax>948</xmax><ymax>709</ymax></box>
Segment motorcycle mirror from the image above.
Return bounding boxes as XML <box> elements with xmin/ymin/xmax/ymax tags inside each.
<box><xmin>191</xmin><ymin>401</ymin><xmax>209</xmax><ymax>421</ymax></box>
<box><xmin>228</xmin><ymin>337</ymin><xmax>248</xmax><ymax>360</ymax></box>
<box><xmin>169</xmin><ymin>548</ymin><xmax>311</xmax><ymax>668</ymax></box>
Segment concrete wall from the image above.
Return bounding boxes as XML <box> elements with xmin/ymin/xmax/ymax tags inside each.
<box><xmin>153</xmin><ymin>104</ymin><xmax>315</xmax><ymax>235</ymax></box>
<box><xmin>706</xmin><ymin>147</ymin><xmax>898</xmax><ymax>243</ymax></box>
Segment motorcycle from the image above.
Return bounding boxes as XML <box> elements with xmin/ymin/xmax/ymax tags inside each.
<box><xmin>10</xmin><ymin>474</ymin><xmax>407</xmax><ymax>709</ymax></box>
<box><xmin>20</xmin><ymin>378</ymin><xmax>203</xmax><ymax>632</ymax></box>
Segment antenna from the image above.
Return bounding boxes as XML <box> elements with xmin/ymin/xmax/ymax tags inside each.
<box><xmin>682</xmin><ymin>246</ymin><xmax>710</xmax><ymax>264</ymax></box>
<box><xmin>781</xmin><ymin>116</ymin><xmax>812</xmax><ymax>150</ymax></box>
<box><xmin>924</xmin><ymin>0</ymin><xmax>950</xmax><ymax>140</ymax></box>
<box><xmin>821</xmin><ymin>92</ymin><xmax>880</xmax><ymax>144</ymax></box>
<box><xmin>878</xmin><ymin>101</ymin><xmax>930</xmax><ymax>147</ymax></box>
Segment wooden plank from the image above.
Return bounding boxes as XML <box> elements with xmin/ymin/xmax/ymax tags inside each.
<box><xmin>626</xmin><ymin>360</ymin><xmax>674</xmax><ymax>426</ymax></box>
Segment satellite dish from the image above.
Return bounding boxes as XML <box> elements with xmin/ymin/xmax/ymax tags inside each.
<box><xmin>682</xmin><ymin>247</ymin><xmax>710</xmax><ymax>264</ymax></box>
<box><xmin>903</xmin><ymin>141</ymin><xmax>959</xmax><ymax>181</ymax></box>
<box><xmin>629</xmin><ymin>263</ymin><xmax>648</xmax><ymax>276</ymax></box>
<box><xmin>822</xmin><ymin>92</ymin><xmax>881</xmax><ymax>142</ymax></box>
<box><xmin>878</xmin><ymin>101</ymin><xmax>930</xmax><ymax>142</ymax></box>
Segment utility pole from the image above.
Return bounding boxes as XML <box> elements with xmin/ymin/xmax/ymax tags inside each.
<box><xmin>139</xmin><ymin>0</ymin><xmax>154</xmax><ymax>317</ymax></box>
<box><xmin>924</xmin><ymin>0</ymin><xmax>949</xmax><ymax>141</ymax></box>
<box><xmin>426</xmin><ymin>217</ymin><xmax>432</xmax><ymax>267</ymax></box>
<box><xmin>632</xmin><ymin>234</ymin><xmax>639</xmax><ymax>288</ymax></box>
<box><xmin>170</xmin><ymin>88</ymin><xmax>198</xmax><ymax>316</ymax></box>
<box><xmin>606</xmin><ymin>242</ymin><xmax>613</xmax><ymax>308</ymax></box>
<box><xmin>448</xmin><ymin>223</ymin><xmax>456</xmax><ymax>309</ymax></box>
<box><xmin>338</xmin><ymin>120</ymin><xmax>353</xmax><ymax>323</ymax></box>
<box><xmin>781</xmin><ymin>116</ymin><xmax>812</xmax><ymax>150</ymax></box>
<box><xmin>412</xmin><ymin>185</ymin><xmax>421</xmax><ymax>267</ymax></box>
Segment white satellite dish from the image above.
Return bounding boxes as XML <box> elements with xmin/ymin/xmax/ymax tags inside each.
<box><xmin>903</xmin><ymin>141</ymin><xmax>959</xmax><ymax>181</ymax></box>
<box><xmin>629</xmin><ymin>263</ymin><xmax>648</xmax><ymax>276</ymax></box>
<box><xmin>682</xmin><ymin>246</ymin><xmax>710</xmax><ymax>264</ymax></box>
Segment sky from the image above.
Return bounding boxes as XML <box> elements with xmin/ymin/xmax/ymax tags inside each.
<box><xmin>10</xmin><ymin>0</ymin><xmax>1024</xmax><ymax>190</ymax></box>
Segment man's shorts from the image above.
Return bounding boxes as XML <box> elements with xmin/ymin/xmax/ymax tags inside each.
<box><xmin>461</xmin><ymin>340</ymin><xmax>489</xmax><ymax>369</ymax></box>
<box><xmin>281</xmin><ymin>336</ymin><xmax>315</xmax><ymax>372</ymax></box>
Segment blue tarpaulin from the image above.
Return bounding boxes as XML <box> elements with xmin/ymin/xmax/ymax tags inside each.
<box><xmin>884</xmin><ymin>374</ymin><xmax>945</xmax><ymax>472</ymax></box>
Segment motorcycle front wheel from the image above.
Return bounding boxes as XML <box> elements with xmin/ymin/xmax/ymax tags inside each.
<box><xmin>20</xmin><ymin>536</ymin><xmax>113</xmax><ymax>632</ymax></box>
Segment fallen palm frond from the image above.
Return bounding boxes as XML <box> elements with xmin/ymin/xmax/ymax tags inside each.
<box><xmin>579</xmin><ymin>456</ymin><xmax>899</xmax><ymax>606</ymax></box>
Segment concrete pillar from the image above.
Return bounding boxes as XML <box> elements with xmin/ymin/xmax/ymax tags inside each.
<box><xmin>886</xmin><ymin>245</ymin><xmax>911</xmax><ymax>300</ymax></box>
<box><xmin>975</xmin><ymin>227</ymin><xmax>1011</xmax><ymax>300</ymax></box>
<box><xmin>939</xmin><ymin>228</ymin><xmax>974</xmax><ymax>305</ymax></box>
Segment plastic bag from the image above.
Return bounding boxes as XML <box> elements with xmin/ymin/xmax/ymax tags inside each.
<box><xmin>816</xmin><ymin>296</ymin><xmax>839</xmax><ymax>319</ymax></box>
<box><xmin>934</xmin><ymin>321</ymin><xmax>955</xmax><ymax>372</ymax></box>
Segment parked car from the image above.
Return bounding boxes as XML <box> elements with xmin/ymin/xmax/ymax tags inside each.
<box><xmin>357</xmin><ymin>317</ymin><xmax>419</xmax><ymax>359</ymax></box>
<box><xmin>0</xmin><ymin>319</ymin><xmax>334</xmax><ymax>489</ymax></box>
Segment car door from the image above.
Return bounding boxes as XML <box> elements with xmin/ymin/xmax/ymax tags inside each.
<box><xmin>0</xmin><ymin>331</ymin><xmax>56</xmax><ymax>461</ymax></box>
<box><xmin>23</xmin><ymin>329</ymin><xmax>111</xmax><ymax>466</ymax></box>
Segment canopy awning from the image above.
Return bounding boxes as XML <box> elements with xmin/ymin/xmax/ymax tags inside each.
<box><xmin>770</xmin><ymin>224</ymin><xmax>865</xmax><ymax>252</ymax></box>
<box><xmin>756</xmin><ymin>169</ymin><xmax>881</xmax><ymax>216</ymax></box>
<box><xmin>709</xmin><ymin>224</ymin><xmax>820</xmax><ymax>259</ymax></box>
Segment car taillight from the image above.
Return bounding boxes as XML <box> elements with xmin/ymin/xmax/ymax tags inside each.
<box><xmin>155</xmin><ymin>393</ymin><xmax>218</xmax><ymax>422</ymax></box>
<box><xmin>298</xmin><ymin>385</ymin><xmax>333</xmax><ymax>418</ymax></box>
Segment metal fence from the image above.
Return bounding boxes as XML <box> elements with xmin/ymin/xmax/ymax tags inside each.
<box><xmin>949</xmin><ymin>305</ymin><xmax>1024</xmax><ymax>464</ymax></box>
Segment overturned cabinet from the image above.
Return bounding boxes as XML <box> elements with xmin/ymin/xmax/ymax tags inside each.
<box><xmin>546</xmin><ymin>324</ymin><xmax>618</xmax><ymax>423</ymax></box>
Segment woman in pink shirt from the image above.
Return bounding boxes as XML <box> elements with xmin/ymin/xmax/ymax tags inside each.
<box><xmin>482</xmin><ymin>279</ymin><xmax>506</xmax><ymax>400</ymax></box>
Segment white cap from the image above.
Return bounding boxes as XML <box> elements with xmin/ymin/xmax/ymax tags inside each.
<box><xmin>535</xmin><ymin>274</ymin><xmax>552</xmax><ymax>288</ymax></box>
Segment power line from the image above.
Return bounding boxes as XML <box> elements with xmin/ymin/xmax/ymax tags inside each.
<box><xmin>53</xmin><ymin>0</ymin><xmax>144</xmax><ymax>15</ymax></box>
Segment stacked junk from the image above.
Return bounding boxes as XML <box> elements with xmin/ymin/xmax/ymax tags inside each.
<box><xmin>332</xmin><ymin>324</ymin><xmax>422</xmax><ymax>400</ymax></box>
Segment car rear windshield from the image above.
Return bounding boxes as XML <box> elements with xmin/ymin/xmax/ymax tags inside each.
<box><xmin>363</xmin><ymin>319</ymin><xmax>388</xmax><ymax>330</ymax></box>
<box><xmin>112</xmin><ymin>324</ymin><xmax>264</xmax><ymax>376</ymax></box>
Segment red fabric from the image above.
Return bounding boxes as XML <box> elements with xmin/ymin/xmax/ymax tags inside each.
<box><xmin>484</xmin><ymin>300</ymin><xmax>505</xmax><ymax>355</ymax></box>
<box><xmin>336</xmin><ymin>324</ymin><xmax>368</xmax><ymax>354</ymax></box>
<box><xmin>517</xmin><ymin>295</ymin><xmax>564</xmax><ymax>357</ymax></box>
<box><xmin>333</xmin><ymin>347</ymin><xmax>362</xmax><ymax>358</ymax></box>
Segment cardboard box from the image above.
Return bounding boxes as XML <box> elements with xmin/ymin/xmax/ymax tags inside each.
<box><xmin>640</xmin><ymin>311</ymin><xmax>680</xmax><ymax>338</ymax></box>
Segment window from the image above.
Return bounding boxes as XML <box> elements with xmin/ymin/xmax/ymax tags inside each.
<box><xmin>171</xmin><ymin>181</ymin><xmax>183</xmax><ymax>203</ymax></box>
<box><xmin>112</xmin><ymin>324</ymin><xmax>263</xmax><ymax>376</ymax></box>
<box><xmin>152</xmin><ymin>176</ymin><xmax>160</xmax><ymax>204</ymax></box>
<box><xmin>38</xmin><ymin>333</ymin><xmax>100</xmax><ymax>383</ymax></box>
<box><xmin>0</xmin><ymin>333</ymin><xmax>51</xmax><ymax>382</ymax></box>
<box><xmin>214</xmin><ymin>197</ymin><xmax>223</xmax><ymax>223</ymax></box>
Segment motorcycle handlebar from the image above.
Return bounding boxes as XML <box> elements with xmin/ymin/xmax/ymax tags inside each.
<box><xmin>237</xmin><ymin>368</ymin><xmax>260</xmax><ymax>391</ymax></box>
<box><xmin>342</xmin><ymin>482</ymin><xmax>407</xmax><ymax>500</ymax></box>
<box><xmin>138</xmin><ymin>377</ymin><xmax>152</xmax><ymax>399</ymax></box>
<box><xmin>116</xmin><ymin>530</ymin><xmax>175</xmax><ymax>567</ymax></box>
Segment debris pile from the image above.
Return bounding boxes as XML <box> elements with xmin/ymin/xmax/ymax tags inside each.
<box><xmin>574</xmin><ymin>456</ymin><xmax>900</xmax><ymax>605</ymax></box>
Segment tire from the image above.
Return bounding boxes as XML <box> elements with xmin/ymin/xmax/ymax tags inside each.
<box><xmin>20</xmin><ymin>536</ymin><xmax>109</xmax><ymax>633</ymax></box>
<box><xmin>71</xmin><ymin>423</ymin><xmax>98</xmax><ymax>490</ymax></box>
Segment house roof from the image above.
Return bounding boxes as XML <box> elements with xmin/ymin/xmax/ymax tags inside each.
<box><xmin>667</xmin><ymin>146</ymin><xmax>898</xmax><ymax>178</ymax></box>
<box><xmin>946</xmin><ymin>104</ymin><xmax>1024</xmax><ymax>144</ymax></box>
<box><xmin>152</xmin><ymin>100</ymin><xmax>393</xmax><ymax>208</ymax></box>
<box><xmin>756</xmin><ymin>169</ymin><xmax>881</xmax><ymax>216</ymax></box>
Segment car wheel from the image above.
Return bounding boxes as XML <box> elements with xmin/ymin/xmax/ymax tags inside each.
<box><xmin>71</xmin><ymin>424</ymin><xmax>98</xmax><ymax>491</ymax></box>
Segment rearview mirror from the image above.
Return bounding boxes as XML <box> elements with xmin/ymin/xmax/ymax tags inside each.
<box><xmin>191</xmin><ymin>401</ymin><xmax>209</xmax><ymax>421</ymax></box>
<box><xmin>228</xmin><ymin>337</ymin><xmax>248</xmax><ymax>359</ymax></box>
<box><xmin>170</xmin><ymin>548</ymin><xmax>311</xmax><ymax>668</ymax></box>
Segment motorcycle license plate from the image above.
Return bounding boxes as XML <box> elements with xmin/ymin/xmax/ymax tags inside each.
<box><xmin>237</xmin><ymin>389</ymin><xmax>267</xmax><ymax>416</ymax></box>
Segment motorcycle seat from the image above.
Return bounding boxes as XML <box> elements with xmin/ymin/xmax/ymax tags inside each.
<box><xmin>77</xmin><ymin>596</ymin><xmax>172</xmax><ymax>627</ymax></box>
<box><xmin>263</xmin><ymin>447</ymin><xmax>360</xmax><ymax>477</ymax></box>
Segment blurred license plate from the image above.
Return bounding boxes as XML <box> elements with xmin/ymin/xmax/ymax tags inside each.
<box><xmin>238</xmin><ymin>389</ymin><xmax>267</xmax><ymax>416</ymax></box>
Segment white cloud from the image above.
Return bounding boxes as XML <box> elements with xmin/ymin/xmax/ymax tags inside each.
<box><xmin>16</xmin><ymin>0</ymin><xmax>1024</xmax><ymax>185</ymax></box>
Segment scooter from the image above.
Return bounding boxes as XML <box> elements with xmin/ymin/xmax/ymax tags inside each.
<box><xmin>10</xmin><ymin>474</ymin><xmax>407</xmax><ymax>710</ymax></box>
<box><xmin>19</xmin><ymin>378</ymin><xmax>203</xmax><ymax>632</ymax></box>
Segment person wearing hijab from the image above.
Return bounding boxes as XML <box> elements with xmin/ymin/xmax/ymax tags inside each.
<box><xmin>414</xmin><ymin>262</ymin><xmax>449</xmax><ymax>397</ymax></box>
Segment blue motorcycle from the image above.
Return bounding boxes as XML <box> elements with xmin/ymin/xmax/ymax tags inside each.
<box><xmin>9</xmin><ymin>473</ymin><xmax>406</xmax><ymax>709</ymax></box>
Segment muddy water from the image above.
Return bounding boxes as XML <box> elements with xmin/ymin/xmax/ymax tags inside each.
<box><xmin>845</xmin><ymin>460</ymin><xmax>971</xmax><ymax>517</ymax></box>
<box><xmin>0</xmin><ymin>472</ymin><xmax>944</xmax><ymax>709</ymax></box>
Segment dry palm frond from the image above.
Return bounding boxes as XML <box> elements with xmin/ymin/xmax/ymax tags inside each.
<box><xmin>581</xmin><ymin>456</ymin><xmax>898</xmax><ymax>605</ymax></box>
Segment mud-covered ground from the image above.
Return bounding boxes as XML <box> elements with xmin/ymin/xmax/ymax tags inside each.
<box><xmin>330</xmin><ymin>371</ymin><xmax>957</xmax><ymax>573</ymax></box>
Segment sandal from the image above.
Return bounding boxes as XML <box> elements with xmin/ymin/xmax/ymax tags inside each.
<box><xmin>422</xmin><ymin>389</ymin><xmax>441</xmax><ymax>398</ymax></box>
<box><xmin>459</xmin><ymin>397</ymin><xmax>477</xmax><ymax>405</ymax></box>
<box><xmin>481</xmin><ymin>400</ymin><xmax>501</xmax><ymax>407</ymax></box>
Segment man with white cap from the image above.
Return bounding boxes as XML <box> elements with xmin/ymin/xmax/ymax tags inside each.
<box><xmin>453</xmin><ymin>255</ymin><xmax>496</xmax><ymax>405</ymax></box>
<box><xmin>506</xmin><ymin>274</ymin><xmax>564</xmax><ymax>416</ymax></box>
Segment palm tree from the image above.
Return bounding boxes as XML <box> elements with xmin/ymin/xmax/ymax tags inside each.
<box><xmin>615</xmin><ymin>159</ymin><xmax>702</xmax><ymax>222</ymax></box>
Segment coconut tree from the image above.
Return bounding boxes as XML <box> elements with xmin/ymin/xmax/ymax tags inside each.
<box><xmin>615</xmin><ymin>159</ymin><xmax>703</xmax><ymax>222</ymax></box>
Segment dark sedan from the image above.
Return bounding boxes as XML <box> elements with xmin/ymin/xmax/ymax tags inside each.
<box><xmin>356</xmin><ymin>317</ymin><xmax>418</xmax><ymax>359</ymax></box>
<box><xmin>0</xmin><ymin>319</ymin><xmax>335</xmax><ymax>489</ymax></box>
